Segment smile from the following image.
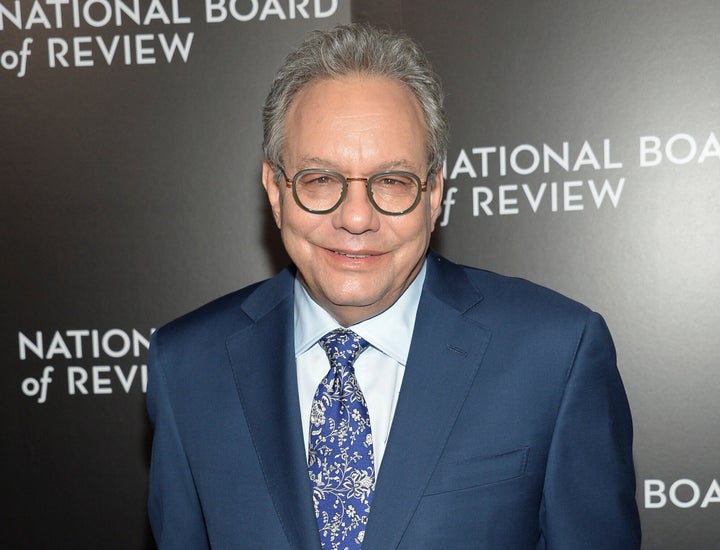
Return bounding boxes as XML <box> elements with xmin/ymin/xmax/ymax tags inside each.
<box><xmin>333</xmin><ymin>250</ymin><xmax>371</xmax><ymax>259</ymax></box>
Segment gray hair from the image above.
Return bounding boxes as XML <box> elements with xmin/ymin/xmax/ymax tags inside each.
<box><xmin>262</xmin><ymin>23</ymin><xmax>448</xmax><ymax>177</ymax></box>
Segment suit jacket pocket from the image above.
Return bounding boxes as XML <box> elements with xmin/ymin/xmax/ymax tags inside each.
<box><xmin>424</xmin><ymin>446</ymin><xmax>529</xmax><ymax>495</ymax></box>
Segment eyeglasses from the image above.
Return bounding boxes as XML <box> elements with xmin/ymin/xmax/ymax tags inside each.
<box><xmin>279</xmin><ymin>167</ymin><xmax>429</xmax><ymax>216</ymax></box>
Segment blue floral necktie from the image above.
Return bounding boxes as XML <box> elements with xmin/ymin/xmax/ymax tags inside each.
<box><xmin>308</xmin><ymin>329</ymin><xmax>375</xmax><ymax>550</ymax></box>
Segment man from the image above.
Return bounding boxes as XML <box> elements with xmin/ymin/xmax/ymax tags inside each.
<box><xmin>147</xmin><ymin>24</ymin><xmax>641</xmax><ymax>549</ymax></box>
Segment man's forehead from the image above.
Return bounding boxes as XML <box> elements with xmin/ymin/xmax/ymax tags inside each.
<box><xmin>280</xmin><ymin>74</ymin><xmax>428</xmax><ymax>170</ymax></box>
<box><xmin>289</xmin><ymin>73</ymin><xmax>415</xmax><ymax>108</ymax></box>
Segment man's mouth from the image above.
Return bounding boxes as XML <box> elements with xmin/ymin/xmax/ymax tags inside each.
<box><xmin>333</xmin><ymin>250</ymin><xmax>372</xmax><ymax>259</ymax></box>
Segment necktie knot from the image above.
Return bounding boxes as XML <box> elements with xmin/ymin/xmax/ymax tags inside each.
<box><xmin>319</xmin><ymin>329</ymin><xmax>369</xmax><ymax>372</ymax></box>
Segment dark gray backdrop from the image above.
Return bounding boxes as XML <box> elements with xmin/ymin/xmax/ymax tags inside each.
<box><xmin>2</xmin><ymin>2</ymin><xmax>349</xmax><ymax>547</ymax></box>
<box><xmin>358</xmin><ymin>2</ymin><xmax>719</xmax><ymax>548</ymax></box>
<box><xmin>3</xmin><ymin>1</ymin><xmax>718</xmax><ymax>548</ymax></box>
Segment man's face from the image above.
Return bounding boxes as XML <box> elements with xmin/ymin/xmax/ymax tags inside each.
<box><xmin>262</xmin><ymin>75</ymin><xmax>443</xmax><ymax>326</ymax></box>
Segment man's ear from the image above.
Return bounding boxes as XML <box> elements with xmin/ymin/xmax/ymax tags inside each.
<box><xmin>262</xmin><ymin>159</ymin><xmax>282</xmax><ymax>229</ymax></box>
<box><xmin>429</xmin><ymin>169</ymin><xmax>445</xmax><ymax>230</ymax></box>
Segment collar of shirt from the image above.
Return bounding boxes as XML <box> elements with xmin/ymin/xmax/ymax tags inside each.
<box><xmin>293</xmin><ymin>259</ymin><xmax>427</xmax><ymax>364</ymax></box>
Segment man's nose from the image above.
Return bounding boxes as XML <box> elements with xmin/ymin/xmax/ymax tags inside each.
<box><xmin>334</xmin><ymin>179</ymin><xmax>379</xmax><ymax>233</ymax></box>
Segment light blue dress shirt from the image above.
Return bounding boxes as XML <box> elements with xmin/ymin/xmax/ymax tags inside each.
<box><xmin>294</xmin><ymin>261</ymin><xmax>426</xmax><ymax>472</ymax></box>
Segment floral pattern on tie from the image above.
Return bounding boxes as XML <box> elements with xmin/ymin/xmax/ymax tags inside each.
<box><xmin>308</xmin><ymin>329</ymin><xmax>374</xmax><ymax>550</ymax></box>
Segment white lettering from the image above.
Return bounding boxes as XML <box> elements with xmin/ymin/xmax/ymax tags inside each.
<box><xmin>144</xmin><ymin>0</ymin><xmax>171</xmax><ymax>24</ymax></box>
<box><xmin>289</xmin><ymin>0</ymin><xmax>309</xmax><ymax>18</ymax></box>
<box><xmin>122</xmin><ymin>33</ymin><xmax>131</xmax><ymax>63</ymax></box>
<box><xmin>470</xmin><ymin>178</ymin><xmax>625</xmax><ymax>216</ymax></box>
<box><xmin>67</xmin><ymin>366</ymin><xmax>89</xmax><ymax>395</ymax></box>
<box><xmin>47</xmin><ymin>33</ymin><xmax>193</xmax><ymax>67</ymax></box>
<box><xmin>701</xmin><ymin>479</ymin><xmax>720</xmax><ymax>508</ymax></box>
<box><xmin>19</xmin><ymin>329</ymin><xmax>152</xmax><ymax>359</ymax></box>
<box><xmin>142</xmin><ymin>363</ymin><xmax>148</xmax><ymax>392</ymax></box>
<box><xmin>640</xmin><ymin>133</ymin><xmax>720</xmax><ymax>166</ymax></box>
<box><xmin>46</xmin><ymin>0</ymin><xmax>69</xmax><ymax>27</ymax></box>
<box><xmin>439</xmin><ymin>187</ymin><xmax>457</xmax><ymax>228</ymax></box>
<box><xmin>522</xmin><ymin>182</ymin><xmax>546</xmax><ymax>212</ymax></box>
<box><xmin>26</xmin><ymin>0</ymin><xmax>52</xmax><ymax>28</ymax></box>
<box><xmin>206</xmin><ymin>0</ymin><xmax>335</xmax><ymax>23</ymax></box>
<box><xmin>645</xmin><ymin>478</ymin><xmax>720</xmax><ymax>508</ymax></box>
<box><xmin>699</xmin><ymin>132</ymin><xmax>720</xmax><ymax>163</ymax></box>
<box><xmin>96</xmin><ymin>34</ymin><xmax>120</xmax><ymax>64</ymax></box>
<box><xmin>572</xmin><ymin>140</ymin><xmax>601</xmax><ymax>171</ymax></box>
<box><xmin>92</xmin><ymin>365</ymin><xmax>113</xmax><ymax>394</ymax></box>
<box><xmin>645</xmin><ymin>480</ymin><xmax>667</xmax><ymax>509</ymax></box>
<box><xmin>19</xmin><ymin>331</ymin><xmax>43</xmax><ymax>360</ymax></box>
<box><xmin>132</xmin><ymin>329</ymin><xmax>151</xmax><ymax>356</ymax></box>
<box><xmin>205</xmin><ymin>0</ymin><xmax>226</xmax><ymax>22</ymax></box>
<box><xmin>450</xmin><ymin>140</ymin><xmax>624</xmax><ymax>179</ymax></box>
<box><xmin>92</xmin><ymin>329</ymin><xmax>100</xmax><ymax>358</ymax></box>
<box><xmin>171</xmin><ymin>0</ymin><xmax>190</xmax><ymax>23</ymax></box>
<box><xmin>65</xmin><ymin>330</ymin><xmax>90</xmax><ymax>358</ymax></box>
<box><xmin>74</xmin><ymin>35</ymin><xmax>94</xmax><ymax>66</ymax></box>
<box><xmin>473</xmin><ymin>187</ymin><xmax>493</xmax><ymax>216</ymax></box>
<box><xmin>666</xmin><ymin>133</ymin><xmax>697</xmax><ymax>165</ymax></box>
<box><xmin>259</xmin><ymin>0</ymin><xmax>285</xmax><ymax>20</ymax></box>
<box><xmin>471</xmin><ymin>147</ymin><xmax>496</xmax><ymax>178</ymax></box>
<box><xmin>0</xmin><ymin>37</ymin><xmax>32</xmax><ymax>77</ymax></box>
<box><xmin>135</xmin><ymin>33</ymin><xmax>155</xmax><ymax>64</ymax></box>
<box><xmin>509</xmin><ymin>144</ymin><xmax>540</xmax><ymax>176</ymax></box>
<box><xmin>640</xmin><ymin>136</ymin><xmax>662</xmax><ymax>167</ymax></box>
<box><xmin>102</xmin><ymin>329</ymin><xmax>131</xmax><ymax>358</ymax></box>
<box><xmin>21</xmin><ymin>366</ymin><xmax>54</xmax><ymax>403</ymax></box>
<box><xmin>158</xmin><ymin>31</ymin><xmax>193</xmax><ymax>63</ymax></box>
<box><xmin>47</xmin><ymin>331</ymin><xmax>72</xmax><ymax>359</ymax></box>
<box><xmin>0</xmin><ymin>0</ymin><xmax>22</xmax><ymax>30</ymax></box>
<box><xmin>22</xmin><ymin>377</ymin><xmax>40</xmax><ymax>398</ymax></box>
<box><xmin>3</xmin><ymin>0</ymin><xmax>192</xmax><ymax>28</ymax></box>
<box><xmin>588</xmin><ymin>177</ymin><xmax>625</xmax><ymax>208</ymax></box>
<box><xmin>669</xmin><ymin>479</ymin><xmax>701</xmax><ymax>508</ymax></box>
<box><xmin>48</xmin><ymin>37</ymin><xmax>70</xmax><ymax>67</ymax></box>
<box><xmin>543</xmin><ymin>142</ymin><xmax>569</xmax><ymax>173</ymax></box>
<box><xmin>604</xmin><ymin>138</ymin><xmax>623</xmax><ymax>169</ymax></box>
<box><xmin>114</xmin><ymin>364</ymin><xmax>137</xmax><ymax>393</ymax></box>
<box><xmin>498</xmin><ymin>184</ymin><xmax>518</xmax><ymax>215</ymax></box>
<box><xmin>314</xmin><ymin>0</ymin><xmax>336</xmax><ymax>17</ymax></box>
<box><xmin>563</xmin><ymin>180</ymin><xmax>584</xmax><ymax>211</ymax></box>
<box><xmin>115</xmin><ymin>0</ymin><xmax>141</xmax><ymax>25</ymax></box>
<box><xmin>83</xmin><ymin>0</ymin><xmax>112</xmax><ymax>27</ymax></box>
<box><xmin>449</xmin><ymin>149</ymin><xmax>477</xmax><ymax>179</ymax></box>
<box><xmin>65</xmin><ymin>364</ymin><xmax>148</xmax><ymax>395</ymax></box>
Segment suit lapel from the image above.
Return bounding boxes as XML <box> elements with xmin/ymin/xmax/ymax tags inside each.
<box><xmin>225</xmin><ymin>270</ymin><xmax>320</xmax><ymax>549</ymax></box>
<box><xmin>363</xmin><ymin>254</ymin><xmax>492</xmax><ymax>549</ymax></box>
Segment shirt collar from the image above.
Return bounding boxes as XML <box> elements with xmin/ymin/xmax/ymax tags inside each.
<box><xmin>294</xmin><ymin>259</ymin><xmax>427</xmax><ymax>365</ymax></box>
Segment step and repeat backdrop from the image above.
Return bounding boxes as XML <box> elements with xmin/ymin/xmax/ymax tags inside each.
<box><xmin>2</xmin><ymin>1</ymin><xmax>349</xmax><ymax>548</ymax></box>
<box><xmin>2</xmin><ymin>0</ymin><xmax>718</xmax><ymax>548</ymax></box>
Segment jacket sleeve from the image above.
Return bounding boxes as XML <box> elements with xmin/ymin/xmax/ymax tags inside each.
<box><xmin>539</xmin><ymin>313</ymin><xmax>641</xmax><ymax>549</ymax></box>
<box><xmin>146</xmin><ymin>329</ymin><xmax>211</xmax><ymax>549</ymax></box>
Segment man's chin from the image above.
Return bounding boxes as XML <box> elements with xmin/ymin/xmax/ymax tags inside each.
<box><xmin>327</xmin><ymin>294</ymin><xmax>383</xmax><ymax>310</ymax></box>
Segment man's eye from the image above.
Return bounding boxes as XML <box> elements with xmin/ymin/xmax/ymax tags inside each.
<box><xmin>379</xmin><ymin>177</ymin><xmax>411</xmax><ymax>186</ymax></box>
<box><xmin>304</xmin><ymin>175</ymin><xmax>334</xmax><ymax>185</ymax></box>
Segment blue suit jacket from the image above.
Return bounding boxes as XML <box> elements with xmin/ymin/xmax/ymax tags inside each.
<box><xmin>147</xmin><ymin>252</ymin><xmax>640</xmax><ymax>549</ymax></box>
